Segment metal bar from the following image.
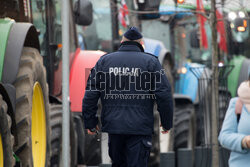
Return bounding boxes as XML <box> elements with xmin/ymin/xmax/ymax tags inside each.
<box><xmin>62</xmin><ymin>0</ymin><xmax>70</xmax><ymax>166</ymax></box>
<box><xmin>110</xmin><ymin>0</ymin><xmax>120</xmax><ymax>51</ymax></box>
<box><xmin>177</xmin><ymin>148</ymin><xmax>192</xmax><ymax>167</ymax></box>
<box><xmin>195</xmin><ymin>146</ymin><xmax>212</xmax><ymax>167</ymax></box>
<box><xmin>211</xmin><ymin>0</ymin><xmax>220</xmax><ymax>164</ymax></box>
<box><xmin>160</xmin><ymin>152</ymin><xmax>175</xmax><ymax>167</ymax></box>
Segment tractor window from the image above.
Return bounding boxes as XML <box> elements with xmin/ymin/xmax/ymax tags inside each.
<box><xmin>55</xmin><ymin>0</ymin><xmax>77</xmax><ymax>50</ymax></box>
<box><xmin>52</xmin><ymin>0</ymin><xmax>64</xmax><ymax>59</ymax></box>
<box><xmin>174</xmin><ymin>17</ymin><xmax>212</xmax><ymax>67</ymax></box>
<box><xmin>141</xmin><ymin>20</ymin><xmax>171</xmax><ymax>51</ymax></box>
<box><xmin>81</xmin><ymin>0</ymin><xmax>112</xmax><ymax>52</ymax></box>
<box><xmin>31</xmin><ymin>0</ymin><xmax>77</xmax><ymax>59</ymax></box>
<box><xmin>52</xmin><ymin>0</ymin><xmax>77</xmax><ymax>59</ymax></box>
<box><xmin>31</xmin><ymin>0</ymin><xmax>47</xmax><ymax>56</ymax></box>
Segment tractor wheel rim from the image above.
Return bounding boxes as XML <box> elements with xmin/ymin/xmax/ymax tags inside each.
<box><xmin>0</xmin><ymin>135</ymin><xmax>3</xmax><ymax>167</ymax></box>
<box><xmin>32</xmin><ymin>82</ymin><xmax>46</xmax><ymax>167</ymax></box>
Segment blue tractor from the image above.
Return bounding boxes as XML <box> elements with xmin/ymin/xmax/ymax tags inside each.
<box><xmin>141</xmin><ymin>5</ymin><xmax>213</xmax><ymax>153</ymax></box>
<box><xmin>143</xmin><ymin>36</ymin><xmax>200</xmax><ymax>151</ymax></box>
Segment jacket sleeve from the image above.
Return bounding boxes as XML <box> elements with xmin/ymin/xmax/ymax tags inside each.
<box><xmin>151</xmin><ymin>58</ymin><xmax>173</xmax><ymax>130</ymax></box>
<box><xmin>82</xmin><ymin>60</ymin><xmax>102</xmax><ymax>129</ymax></box>
<box><xmin>218</xmin><ymin>98</ymin><xmax>248</xmax><ymax>153</ymax></box>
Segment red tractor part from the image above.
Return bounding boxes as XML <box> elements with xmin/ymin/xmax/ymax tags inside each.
<box><xmin>70</xmin><ymin>50</ymin><xmax>105</xmax><ymax>112</ymax></box>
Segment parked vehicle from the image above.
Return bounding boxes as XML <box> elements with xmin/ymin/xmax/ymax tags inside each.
<box><xmin>0</xmin><ymin>0</ymin><xmax>105</xmax><ymax>166</ymax></box>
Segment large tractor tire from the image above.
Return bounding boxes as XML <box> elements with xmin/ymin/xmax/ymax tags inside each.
<box><xmin>50</xmin><ymin>104</ymin><xmax>77</xmax><ymax>167</ymax></box>
<box><xmin>83</xmin><ymin>102</ymin><xmax>102</xmax><ymax>165</ymax></box>
<box><xmin>13</xmin><ymin>47</ymin><xmax>51</xmax><ymax>167</ymax></box>
<box><xmin>173</xmin><ymin>103</ymin><xmax>196</xmax><ymax>150</ymax></box>
<box><xmin>162</xmin><ymin>57</ymin><xmax>175</xmax><ymax>151</ymax></box>
<box><xmin>0</xmin><ymin>95</ymin><xmax>15</xmax><ymax>167</ymax></box>
<box><xmin>148</xmin><ymin>57</ymin><xmax>174</xmax><ymax>167</ymax></box>
<box><xmin>149</xmin><ymin>106</ymin><xmax>160</xmax><ymax>167</ymax></box>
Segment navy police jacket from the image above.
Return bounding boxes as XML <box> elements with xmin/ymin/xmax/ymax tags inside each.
<box><xmin>82</xmin><ymin>41</ymin><xmax>173</xmax><ymax>135</ymax></box>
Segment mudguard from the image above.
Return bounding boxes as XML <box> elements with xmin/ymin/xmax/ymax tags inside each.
<box><xmin>2</xmin><ymin>22</ymin><xmax>40</xmax><ymax>84</ymax></box>
<box><xmin>0</xmin><ymin>19</ymin><xmax>14</xmax><ymax>81</ymax></box>
<box><xmin>174</xmin><ymin>93</ymin><xmax>193</xmax><ymax>105</ymax></box>
<box><xmin>70</xmin><ymin>50</ymin><xmax>105</xmax><ymax>112</ymax></box>
<box><xmin>144</xmin><ymin>38</ymin><xmax>174</xmax><ymax>68</ymax></box>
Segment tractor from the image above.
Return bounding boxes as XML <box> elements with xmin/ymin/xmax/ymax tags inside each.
<box><xmin>0</xmin><ymin>0</ymin><xmax>105</xmax><ymax>166</ymax></box>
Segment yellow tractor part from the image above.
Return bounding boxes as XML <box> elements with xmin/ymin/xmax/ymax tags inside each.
<box><xmin>0</xmin><ymin>134</ymin><xmax>3</xmax><ymax>167</ymax></box>
<box><xmin>31</xmin><ymin>82</ymin><xmax>46</xmax><ymax>167</ymax></box>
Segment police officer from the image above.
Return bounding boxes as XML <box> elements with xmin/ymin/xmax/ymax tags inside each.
<box><xmin>82</xmin><ymin>27</ymin><xmax>173</xmax><ymax>166</ymax></box>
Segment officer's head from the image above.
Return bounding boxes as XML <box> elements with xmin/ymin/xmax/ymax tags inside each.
<box><xmin>122</xmin><ymin>27</ymin><xmax>143</xmax><ymax>45</ymax></box>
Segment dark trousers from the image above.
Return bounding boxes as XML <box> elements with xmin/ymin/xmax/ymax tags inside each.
<box><xmin>108</xmin><ymin>134</ymin><xmax>152</xmax><ymax>167</ymax></box>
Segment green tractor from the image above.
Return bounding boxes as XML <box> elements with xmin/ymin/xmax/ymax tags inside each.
<box><xmin>0</xmin><ymin>17</ymin><xmax>51</xmax><ymax>167</ymax></box>
<box><xmin>226</xmin><ymin>10</ymin><xmax>250</xmax><ymax>97</ymax></box>
<box><xmin>0</xmin><ymin>0</ymin><xmax>100</xmax><ymax>166</ymax></box>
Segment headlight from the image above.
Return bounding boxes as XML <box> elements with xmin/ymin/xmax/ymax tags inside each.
<box><xmin>228</xmin><ymin>12</ymin><xmax>237</xmax><ymax>21</ymax></box>
<box><xmin>239</xmin><ymin>11</ymin><xmax>245</xmax><ymax>18</ymax></box>
<box><xmin>177</xmin><ymin>67</ymin><xmax>187</xmax><ymax>74</ymax></box>
<box><xmin>218</xmin><ymin>62</ymin><xmax>224</xmax><ymax>67</ymax></box>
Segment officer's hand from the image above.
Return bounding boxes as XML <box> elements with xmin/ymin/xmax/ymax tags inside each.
<box><xmin>161</xmin><ymin>129</ymin><xmax>169</xmax><ymax>134</ymax></box>
<box><xmin>160</xmin><ymin>125</ymin><xmax>169</xmax><ymax>134</ymax></box>
<box><xmin>87</xmin><ymin>125</ymin><xmax>100</xmax><ymax>135</ymax></box>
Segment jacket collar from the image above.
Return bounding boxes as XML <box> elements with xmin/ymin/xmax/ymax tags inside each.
<box><xmin>118</xmin><ymin>41</ymin><xmax>144</xmax><ymax>52</ymax></box>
